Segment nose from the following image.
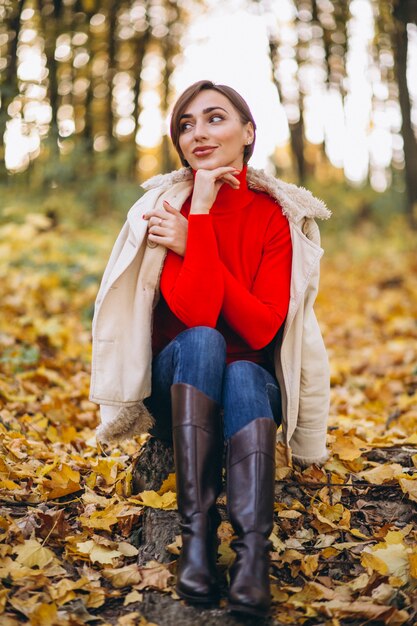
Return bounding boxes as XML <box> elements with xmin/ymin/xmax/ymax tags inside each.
<box><xmin>193</xmin><ymin>119</ymin><xmax>208</xmax><ymax>141</ymax></box>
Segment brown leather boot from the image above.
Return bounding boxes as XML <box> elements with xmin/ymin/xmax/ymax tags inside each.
<box><xmin>226</xmin><ymin>417</ymin><xmax>276</xmax><ymax>618</ymax></box>
<box><xmin>171</xmin><ymin>383</ymin><xmax>223</xmax><ymax>604</ymax></box>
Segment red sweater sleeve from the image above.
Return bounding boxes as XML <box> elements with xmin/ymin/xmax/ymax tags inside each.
<box><xmin>220</xmin><ymin>210</ymin><xmax>292</xmax><ymax>350</ymax></box>
<box><xmin>160</xmin><ymin>214</ymin><xmax>224</xmax><ymax>327</ymax></box>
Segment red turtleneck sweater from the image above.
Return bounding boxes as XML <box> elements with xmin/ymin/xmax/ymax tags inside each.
<box><xmin>151</xmin><ymin>166</ymin><xmax>292</xmax><ymax>365</ymax></box>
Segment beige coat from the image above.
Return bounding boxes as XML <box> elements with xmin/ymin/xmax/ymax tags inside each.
<box><xmin>90</xmin><ymin>166</ymin><xmax>331</xmax><ymax>466</ymax></box>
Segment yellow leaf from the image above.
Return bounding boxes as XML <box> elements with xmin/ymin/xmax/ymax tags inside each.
<box><xmin>28</xmin><ymin>602</ymin><xmax>58</xmax><ymax>626</ymax></box>
<box><xmin>361</xmin><ymin>551</ymin><xmax>389</xmax><ymax>575</ymax></box>
<box><xmin>166</xmin><ymin>535</ymin><xmax>182</xmax><ymax>556</ymax></box>
<box><xmin>49</xmin><ymin>577</ymin><xmax>88</xmax><ymax>605</ymax></box>
<box><xmin>289</xmin><ymin>581</ymin><xmax>335</xmax><ymax>604</ymax></box>
<box><xmin>358</xmin><ymin>463</ymin><xmax>403</xmax><ymax>484</ymax></box>
<box><xmin>332</xmin><ymin>429</ymin><xmax>370</xmax><ymax>461</ymax></box>
<box><xmin>85</xmin><ymin>587</ymin><xmax>106</xmax><ymax>609</ymax></box>
<box><xmin>312</xmin><ymin>502</ymin><xmax>350</xmax><ymax>531</ymax></box>
<box><xmin>269</xmin><ymin>531</ymin><xmax>285</xmax><ymax>552</ymax></box>
<box><xmin>409</xmin><ymin>552</ymin><xmax>417</xmax><ymax>579</ymax></box>
<box><xmin>347</xmin><ymin>573</ymin><xmax>369</xmax><ymax>591</ymax></box>
<box><xmin>301</xmin><ymin>554</ymin><xmax>319</xmax><ymax>577</ymax></box>
<box><xmin>116</xmin><ymin>613</ymin><xmax>141</xmax><ymax>626</ymax></box>
<box><xmin>399</xmin><ymin>476</ymin><xmax>417</xmax><ymax>503</ymax></box>
<box><xmin>13</xmin><ymin>539</ymin><xmax>55</xmax><ymax>568</ymax></box>
<box><xmin>383</xmin><ymin>530</ymin><xmax>406</xmax><ymax>545</ymax></box>
<box><xmin>363</xmin><ymin>533</ymin><xmax>410</xmax><ymax>583</ymax></box>
<box><xmin>275</xmin><ymin>441</ymin><xmax>292</xmax><ymax>478</ymax></box>
<box><xmin>0</xmin><ymin>479</ymin><xmax>21</xmax><ymax>490</ymax></box>
<box><xmin>118</xmin><ymin>542</ymin><xmax>139</xmax><ymax>557</ymax></box>
<box><xmin>124</xmin><ymin>590</ymin><xmax>143</xmax><ymax>606</ymax></box>
<box><xmin>270</xmin><ymin>586</ymin><xmax>289</xmax><ymax>603</ymax></box>
<box><xmin>76</xmin><ymin>540</ymin><xmax>122</xmax><ymax>564</ymax></box>
<box><xmin>322</xmin><ymin>547</ymin><xmax>339</xmax><ymax>558</ymax></box>
<box><xmin>136</xmin><ymin>490</ymin><xmax>177</xmax><ymax>510</ymax></box>
<box><xmin>0</xmin><ymin>588</ymin><xmax>8</xmax><ymax>614</ymax></box>
<box><xmin>92</xmin><ymin>458</ymin><xmax>120</xmax><ymax>486</ymax></box>
<box><xmin>217</xmin><ymin>542</ymin><xmax>235</xmax><ymax>567</ymax></box>
<box><xmin>278</xmin><ymin>510</ymin><xmax>302</xmax><ymax>519</ymax></box>
<box><xmin>157</xmin><ymin>473</ymin><xmax>176</xmax><ymax>495</ymax></box>
<box><xmin>136</xmin><ymin>560</ymin><xmax>173</xmax><ymax>591</ymax></box>
<box><xmin>102</xmin><ymin>564</ymin><xmax>142</xmax><ymax>588</ymax></box>
<box><xmin>349</xmin><ymin>527</ymin><xmax>369</xmax><ymax>539</ymax></box>
<box><xmin>41</xmin><ymin>463</ymin><xmax>81</xmax><ymax>499</ymax></box>
<box><xmin>79</xmin><ymin>503</ymin><xmax>125</xmax><ymax>531</ymax></box>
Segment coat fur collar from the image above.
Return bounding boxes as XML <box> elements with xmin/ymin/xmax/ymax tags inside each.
<box><xmin>142</xmin><ymin>166</ymin><xmax>331</xmax><ymax>222</ymax></box>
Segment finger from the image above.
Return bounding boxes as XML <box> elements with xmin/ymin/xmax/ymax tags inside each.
<box><xmin>142</xmin><ymin>207</ymin><xmax>168</xmax><ymax>221</ymax></box>
<box><xmin>148</xmin><ymin>224</ymin><xmax>167</xmax><ymax>235</ymax></box>
<box><xmin>215</xmin><ymin>173</ymin><xmax>240</xmax><ymax>190</ymax></box>
<box><xmin>211</xmin><ymin>166</ymin><xmax>241</xmax><ymax>177</ymax></box>
<box><xmin>219</xmin><ymin>172</ymin><xmax>240</xmax><ymax>185</ymax></box>
<box><xmin>148</xmin><ymin>232</ymin><xmax>169</xmax><ymax>244</ymax></box>
<box><xmin>162</xmin><ymin>200</ymin><xmax>180</xmax><ymax>215</ymax></box>
<box><xmin>148</xmin><ymin>217</ymin><xmax>164</xmax><ymax>228</ymax></box>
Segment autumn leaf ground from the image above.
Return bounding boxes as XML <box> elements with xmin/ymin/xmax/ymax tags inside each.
<box><xmin>0</xmin><ymin>212</ymin><xmax>416</xmax><ymax>626</ymax></box>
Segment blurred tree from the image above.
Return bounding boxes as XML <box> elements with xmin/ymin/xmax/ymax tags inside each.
<box><xmin>159</xmin><ymin>0</ymin><xmax>186</xmax><ymax>173</ymax></box>
<box><xmin>40</xmin><ymin>0</ymin><xmax>63</xmax><ymax>159</ymax></box>
<box><xmin>268</xmin><ymin>2</ymin><xmax>307</xmax><ymax>183</ymax></box>
<box><xmin>391</xmin><ymin>0</ymin><xmax>417</xmax><ymax>226</ymax></box>
<box><xmin>0</xmin><ymin>0</ymin><xmax>24</xmax><ymax>178</ymax></box>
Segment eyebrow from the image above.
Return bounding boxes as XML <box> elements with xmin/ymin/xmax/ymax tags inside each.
<box><xmin>179</xmin><ymin>106</ymin><xmax>228</xmax><ymax>120</ymax></box>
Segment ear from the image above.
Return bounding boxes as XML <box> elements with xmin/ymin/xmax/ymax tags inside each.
<box><xmin>245</xmin><ymin>122</ymin><xmax>255</xmax><ymax>145</ymax></box>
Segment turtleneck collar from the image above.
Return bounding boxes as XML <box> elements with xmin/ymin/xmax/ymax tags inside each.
<box><xmin>191</xmin><ymin>164</ymin><xmax>255</xmax><ymax>213</ymax></box>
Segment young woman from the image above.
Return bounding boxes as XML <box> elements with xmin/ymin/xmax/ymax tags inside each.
<box><xmin>90</xmin><ymin>80</ymin><xmax>331</xmax><ymax>618</ymax></box>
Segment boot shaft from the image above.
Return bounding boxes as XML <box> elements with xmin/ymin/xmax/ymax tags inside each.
<box><xmin>227</xmin><ymin>418</ymin><xmax>276</xmax><ymax>536</ymax></box>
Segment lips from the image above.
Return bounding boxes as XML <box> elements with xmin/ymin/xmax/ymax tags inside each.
<box><xmin>193</xmin><ymin>146</ymin><xmax>217</xmax><ymax>156</ymax></box>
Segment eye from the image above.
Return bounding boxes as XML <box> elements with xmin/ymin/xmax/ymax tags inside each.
<box><xmin>210</xmin><ymin>114</ymin><xmax>224</xmax><ymax>123</ymax></box>
<box><xmin>180</xmin><ymin>121</ymin><xmax>193</xmax><ymax>133</ymax></box>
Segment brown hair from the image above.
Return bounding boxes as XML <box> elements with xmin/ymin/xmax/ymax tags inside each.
<box><xmin>170</xmin><ymin>80</ymin><xmax>257</xmax><ymax>167</ymax></box>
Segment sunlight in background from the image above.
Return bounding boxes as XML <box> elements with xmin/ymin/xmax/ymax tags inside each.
<box><xmin>3</xmin><ymin>0</ymin><xmax>417</xmax><ymax>188</ymax></box>
<box><xmin>171</xmin><ymin>9</ymin><xmax>286</xmax><ymax>171</ymax></box>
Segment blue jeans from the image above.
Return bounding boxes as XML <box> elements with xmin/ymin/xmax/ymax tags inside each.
<box><xmin>144</xmin><ymin>326</ymin><xmax>281</xmax><ymax>440</ymax></box>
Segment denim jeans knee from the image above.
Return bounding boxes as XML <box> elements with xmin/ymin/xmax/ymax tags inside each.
<box><xmin>145</xmin><ymin>327</ymin><xmax>227</xmax><ymax>440</ymax></box>
<box><xmin>222</xmin><ymin>360</ymin><xmax>281</xmax><ymax>439</ymax></box>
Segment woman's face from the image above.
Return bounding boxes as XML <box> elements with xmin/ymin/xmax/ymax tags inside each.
<box><xmin>177</xmin><ymin>89</ymin><xmax>254</xmax><ymax>171</ymax></box>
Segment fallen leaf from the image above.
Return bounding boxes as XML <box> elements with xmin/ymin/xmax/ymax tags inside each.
<box><xmin>76</xmin><ymin>539</ymin><xmax>122</xmax><ymax>564</ymax></box>
<box><xmin>136</xmin><ymin>561</ymin><xmax>173</xmax><ymax>591</ymax></box>
<box><xmin>102</xmin><ymin>564</ymin><xmax>142</xmax><ymax>588</ymax></box>
<box><xmin>124</xmin><ymin>590</ymin><xmax>143</xmax><ymax>606</ymax></box>
<box><xmin>12</xmin><ymin>539</ymin><xmax>55</xmax><ymax>568</ymax></box>
<box><xmin>135</xmin><ymin>490</ymin><xmax>177</xmax><ymax>510</ymax></box>
<box><xmin>358</xmin><ymin>463</ymin><xmax>403</xmax><ymax>484</ymax></box>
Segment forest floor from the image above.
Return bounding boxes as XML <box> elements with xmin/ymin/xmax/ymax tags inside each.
<box><xmin>0</xmin><ymin>213</ymin><xmax>416</xmax><ymax>626</ymax></box>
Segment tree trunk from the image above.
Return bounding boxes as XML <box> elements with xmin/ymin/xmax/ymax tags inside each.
<box><xmin>392</xmin><ymin>18</ymin><xmax>417</xmax><ymax>227</ymax></box>
<box><xmin>0</xmin><ymin>0</ymin><xmax>24</xmax><ymax>180</ymax></box>
<box><xmin>43</xmin><ymin>0</ymin><xmax>62</xmax><ymax>147</ymax></box>
<box><xmin>105</xmin><ymin>0</ymin><xmax>117</xmax><ymax>179</ymax></box>
<box><xmin>130</xmin><ymin>28</ymin><xmax>151</xmax><ymax>179</ymax></box>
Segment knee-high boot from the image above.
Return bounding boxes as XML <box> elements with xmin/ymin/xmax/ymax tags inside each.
<box><xmin>226</xmin><ymin>417</ymin><xmax>276</xmax><ymax>617</ymax></box>
<box><xmin>171</xmin><ymin>383</ymin><xmax>223</xmax><ymax>603</ymax></box>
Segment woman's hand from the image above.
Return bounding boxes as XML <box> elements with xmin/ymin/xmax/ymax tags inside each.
<box><xmin>143</xmin><ymin>201</ymin><xmax>188</xmax><ymax>257</ymax></box>
<box><xmin>190</xmin><ymin>166</ymin><xmax>241</xmax><ymax>214</ymax></box>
